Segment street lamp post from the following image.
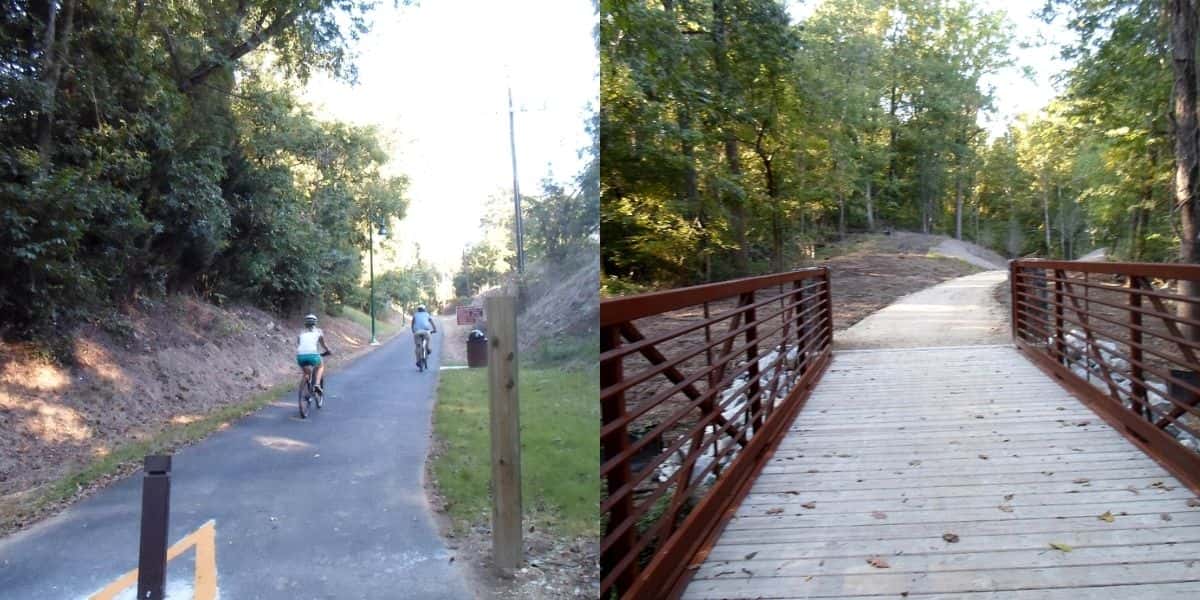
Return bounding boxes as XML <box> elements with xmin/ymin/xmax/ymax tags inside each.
<box><xmin>508</xmin><ymin>87</ymin><xmax>526</xmax><ymax>274</ymax></box>
<box><xmin>368</xmin><ymin>221</ymin><xmax>388</xmax><ymax>346</ymax></box>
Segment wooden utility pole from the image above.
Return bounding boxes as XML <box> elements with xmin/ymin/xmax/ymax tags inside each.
<box><xmin>486</xmin><ymin>295</ymin><xmax>522</xmax><ymax>571</ymax></box>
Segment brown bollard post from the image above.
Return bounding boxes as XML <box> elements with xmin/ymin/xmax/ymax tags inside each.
<box><xmin>485</xmin><ymin>295</ymin><xmax>522</xmax><ymax>572</ymax></box>
<box><xmin>137</xmin><ymin>455</ymin><xmax>171</xmax><ymax>599</ymax></box>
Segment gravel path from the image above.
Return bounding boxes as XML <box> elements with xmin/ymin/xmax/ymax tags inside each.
<box><xmin>835</xmin><ymin>270</ymin><xmax>1010</xmax><ymax>349</ymax></box>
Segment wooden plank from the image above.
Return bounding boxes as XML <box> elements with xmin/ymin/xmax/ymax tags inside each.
<box><xmin>714</xmin><ymin>511</ymin><xmax>1200</xmax><ymax>545</ymax></box>
<box><xmin>693</xmin><ymin>541</ymin><xmax>1200</xmax><ymax>580</ymax></box>
<box><xmin>737</xmin><ymin>486</ymin><xmax>1197</xmax><ymax>513</ymax></box>
<box><xmin>760</xmin><ymin>450</ymin><xmax>1156</xmax><ymax>473</ymax></box>
<box><xmin>776</xmin><ymin>436</ymin><xmax>1130</xmax><ymax>454</ymax></box>
<box><xmin>704</xmin><ymin>526</ymin><xmax>1200</xmax><ymax>561</ymax></box>
<box><xmin>747</xmin><ymin>476</ymin><xmax>1188</xmax><ymax>502</ymax></box>
<box><xmin>727</xmin><ymin>498</ymin><xmax>1194</xmax><ymax>529</ymax></box>
<box><xmin>750</xmin><ymin>466</ymin><xmax>1168</xmax><ymax>491</ymax></box>
<box><xmin>683</xmin><ymin>561</ymin><xmax>1200</xmax><ymax>599</ymax></box>
<box><xmin>837</xmin><ymin>582</ymin><xmax>1200</xmax><ymax>600</ymax></box>
<box><xmin>486</xmin><ymin>295</ymin><xmax>521</xmax><ymax>571</ymax></box>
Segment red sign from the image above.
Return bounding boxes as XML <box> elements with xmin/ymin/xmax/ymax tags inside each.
<box><xmin>456</xmin><ymin>306</ymin><xmax>484</xmax><ymax>325</ymax></box>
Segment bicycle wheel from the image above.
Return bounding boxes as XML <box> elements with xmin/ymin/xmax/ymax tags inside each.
<box><xmin>298</xmin><ymin>372</ymin><xmax>310</xmax><ymax>419</ymax></box>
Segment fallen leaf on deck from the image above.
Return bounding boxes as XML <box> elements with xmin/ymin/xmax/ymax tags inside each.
<box><xmin>1098</xmin><ymin>511</ymin><xmax>1115</xmax><ymax>523</ymax></box>
<box><xmin>1187</xmin><ymin>498</ymin><xmax>1200</xmax><ymax>507</ymax></box>
<box><xmin>978</xmin><ymin>454</ymin><xmax>989</xmax><ymax>460</ymax></box>
<box><xmin>744</xmin><ymin>551</ymin><xmax>758</xmax><ymax>560</ymax></box>
<box><xmin>866</xmin><ymin>557</ymin><xmax>890</xmax><ymax>569</ymax></box>
<box><xmin>1162</xmin><ymin>513</ymin><xmax>1174</xmax><ymax>522</ymax></box>
<box><xmin>1072</xmin><ymin>478</ymin><xmax>1090</xmax><ymax>484</ymax></box>
<box><xmin>801</xmin><ymin>501</ymin><xmax>817</xmax><ymax>509</ymax></box>
<box><xmin>1004</xmin><ymin>494</ymin><xmax>1014</xmax><ymax>501</ymax></box>
<box><xmin>871</xmin><ymin>511</ymin><xmax>887</xmax><ymax>520</ymax></box>
<box><xmin>942</xmin><ymin>533</ymin><xmax>959</xmax><ymax>543</ymax></box>
<box><xmin>909</xmin><ymin>460</ymin><xmax>922</xmax><ymax>466</ymax></box>
<box><xmin>1049</xmin><ymin>542</ymin><xmax>1073</xmax><ymax>552</ymax></box>
<box><xmin>784</xmin><ymin>490</ymin><xmax>801</xmax><ymax>495</ymax></box>
<box><xmin>998</xmin><ymin>504</ymin><xmax>1013</xmax><ymax>513</ymax></box>
<box><xmin>766</xmin><ymin>507</ymin><xmax>784</xmax><ymax>515</ymax></box>
<box><xmin>1126</xmin><ymin>486</ymin><xmax>1141</xmax><ymax>495</ymax></box>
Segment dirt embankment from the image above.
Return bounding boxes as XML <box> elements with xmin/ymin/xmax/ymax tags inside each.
<box><xmin>467</xmin><ymin>246</ymin><xmax>599</xmax><ymax>357</ymax></box>
<box><xmin>0</xmin><ymin>297</ymin><xmax>401</xmax><ymax>534</ymax></box>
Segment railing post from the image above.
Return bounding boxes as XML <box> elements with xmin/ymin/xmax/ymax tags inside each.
<box><xmin>1130</xmin><ymin>276</ymin><xmax>1147</xmax><ymax>418</ymax></box>
<box><xmin>1010</xmin><ymin>261</ymin><xmax>1020</xmax><ymax>342</ymax></box>
<box><xmin>137</xmin><ymin>455</ymin><xmax>171</xmax><ymax>600</ymax></box>
<box><xmin>744</xmin><ymin>291</ymin><xmax>761</xmax><ymax>434</ymax></box>
<box><xmin>1054</xmin><ymin>270</ymin><xmax>1066</xmax><ymax>364</ymax></box>
<box><xmin>793</xmin><ymin>279</ymin><xmax>807</xmax><ymax>375</ymax></box>
<box><xmin>820</xmin><ymin>268</ymin><xmax>834</xmax><ymax>348</ymax></box>
<box><xmin>600</xmin><ymin>324</ymin><xmax>636</xmax><ymax>593</ymax></box>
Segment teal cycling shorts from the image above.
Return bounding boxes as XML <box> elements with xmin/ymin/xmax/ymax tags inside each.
<box><xmin>296</xmin><ymin>354</ymin><xmax>322</xmax><ymax>367</ymax></box>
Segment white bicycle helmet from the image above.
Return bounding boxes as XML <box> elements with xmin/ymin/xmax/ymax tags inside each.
<box><xmin>304</xmin><ymin>314</ymin><xmax>318</xmax><ymax>325</ymax></box>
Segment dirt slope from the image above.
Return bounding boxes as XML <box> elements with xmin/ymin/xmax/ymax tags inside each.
<box><xmin>0</xmin><ymin>297</ymin><xmax>399</xmax><ymax>533</ymax></box>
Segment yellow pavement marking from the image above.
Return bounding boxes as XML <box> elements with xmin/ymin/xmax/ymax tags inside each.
<box><xmin>89</xmin><ymin>520</ymin><xmax>217</xmax><ymax>600</ymax></box>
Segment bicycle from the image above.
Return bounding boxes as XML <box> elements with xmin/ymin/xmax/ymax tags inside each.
<box><xmin>416</xmin><ymin>330</ymin><xmax>435</xmax><ymax>372</ymax></box>
<box><xmin>298</xmin><ymin>350</ymin><xmax>331</xmax><ymax>419</ymax></box>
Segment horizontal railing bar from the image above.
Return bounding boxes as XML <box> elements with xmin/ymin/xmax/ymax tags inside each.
<box><xmin>1014</xmin><ymin>282</ymin><xmax>1200</xmax><ymax>333</ymax></box>
<box><xmin>1016</xmin><ymin>306</ymin><xmax>1200</xmax><ymax>422</ymax></box>
<box><xmin>1013</xmin><ymin>289</ymin><xmax>1200</xmax><ymax>358</ymax></box>
<box><xmin>599</xmin><ymin>279</ymin><xmax>826</xmax><ymax>364</ymax></box>
<box><xmin>1029</xmin><ymin>271</ymin><xmax>1200</xmax><ymax>308</ymax></box>
<box><xmin>599</xmin><ymin>294</ymin><xmax>821</xmax><ymax>401</ymax></box>
<box><xmin>600</xmin><ymin>326</ymin><xmax>830</xmax><ymax>484</ymax></box>
<box><xmin>598</xmin><ymin>312</ymin><xmax>830</xmax><ymax>445</ymax></box>
<box><xmin>1014</xmin><ymin>258</ymin><xmax>1200</xmax><ymax>282</ymax></box>
<box><xmin>601</xmin><ymin>268</ymin><xmax>829</xmax><ymax>326</ymax></box>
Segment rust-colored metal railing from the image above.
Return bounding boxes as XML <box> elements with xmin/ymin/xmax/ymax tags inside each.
<box><xmin>600</xmin><ymin>268</ymin><xmax>834</xmax><ymax>599</ymax></box>
<box><xmin>1011</xmin><ymin>259</ymin><xmax>1200</xmax><ymax>493</ymax></box>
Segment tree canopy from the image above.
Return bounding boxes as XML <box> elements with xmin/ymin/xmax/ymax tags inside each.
<box><xmin>600</xmin><ymin>0</ymin><xmax>1012</xmax><ymax>289</ymax></box>
<box><xmin>1</xmin><ymin>1</ymin><xmax>409</xmax><ymax>338</ymax></box>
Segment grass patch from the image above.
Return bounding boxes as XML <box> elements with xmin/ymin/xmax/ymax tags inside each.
<box><xmin>432</xmin><ymin>365</ymin><xmax>598</xmax><ymax>538</ymax></box>
<box><xmin>338</xmin><ymin>305</ymin><xmax>399</xmax><ymax>337</ymax></box>
<box><xmin>2</xmin><ymin>382</ymin><xmax>293</xmax><ymax>533</ymax></box>
<box><xmin>526</xmin><ymin>334</ymin><xmax>598</xmax><ymax>367</ymax></box>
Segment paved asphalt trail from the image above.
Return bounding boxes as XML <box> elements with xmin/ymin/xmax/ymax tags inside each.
<box><xmin>0</xmin><ymin>326</ymin><xmax>470</xmax><ymax>599</ymax></box>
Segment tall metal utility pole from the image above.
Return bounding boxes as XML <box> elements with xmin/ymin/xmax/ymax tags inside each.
<box><xmin>508</xmin><ymin>87</ymin><xmax>526</xmax><ymax>274</ymax></box>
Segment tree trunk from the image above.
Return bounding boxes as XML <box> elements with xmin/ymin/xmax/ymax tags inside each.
<box><xmin>865</xmin><ymin>178</ymin><xmax>874</xmax><ymax>232</ymax></box>
<box><xmin>1041</xmin><ymin>178</ymin><xmax>1052</xmax><ymax>256</ymax></box>
<box><xmin>713</xmin><ymin>0</ymin><xmax>748</xmax><ymax>273</ymax></box>
<box><xmin>954</xmin><ymin>171</ymin><xmax>963</xmax><ymax>240</ymax></box>
<box><xmin>1058</xmin><ymin>186</ymin><xmax>1068</xmax><ymax>259</ymax></box>
<box><xmin>1172</xmin><ymin>0</ymin><xmax>1200</xmax><ymax>338</ymax></box>
<box><xmin>36</xmin><ymin>0</ymin><xmax>76</xmax><ymax>171</ymax></box>
<box><xmin>838</xmin><ymin>192</ymin><xmax>846</xmax><ymax>240</ymax></box>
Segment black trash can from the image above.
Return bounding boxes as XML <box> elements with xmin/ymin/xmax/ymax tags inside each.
<box><xmin>466</xmin><ymin>329</ymin><xmax>488</xmax><ymax>368</ymax></box>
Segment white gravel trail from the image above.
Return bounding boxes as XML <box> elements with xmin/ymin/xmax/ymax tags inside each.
<box><xmin>836</xmin><ymin>270</ymin><xmax>1010</xmax><ymax>349</ymax></box>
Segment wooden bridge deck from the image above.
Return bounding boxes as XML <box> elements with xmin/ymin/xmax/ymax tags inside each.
<box><xmin>683</xmin><ymin>345</ymin><xmax>1200</xmax><ymax>599</ymax></box>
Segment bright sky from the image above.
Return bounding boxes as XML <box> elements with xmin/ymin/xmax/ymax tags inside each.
<box><xmin>304</xmin><ymin>1</ymin><xmax>599</xmax><ymax>274</ymax></box>
<box><xmin>786</xmin><ymin>0</ymin><xmax>1075</xmax><ymax>138</ymax></box>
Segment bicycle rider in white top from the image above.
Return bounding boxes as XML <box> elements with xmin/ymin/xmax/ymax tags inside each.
<box><xmin>296</xmin><ymin>314</ymin><xmax>332</xmax><ymax>393</ymax></box>
<box><xmin>411</xmin><ymin>305</ymin><xmax>438</xmax><ymax>368</ymax></box>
